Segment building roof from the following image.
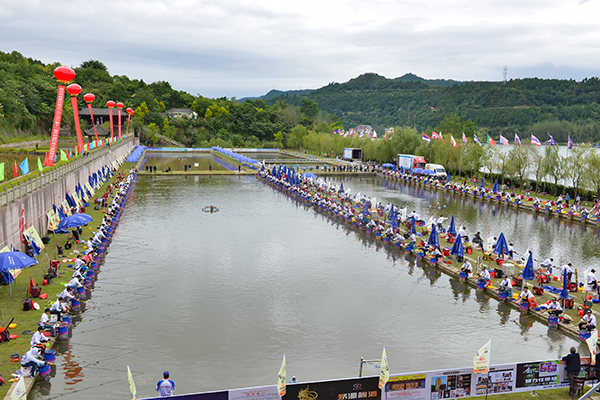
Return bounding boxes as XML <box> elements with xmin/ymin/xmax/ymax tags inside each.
<box><xmin>84</xmin><ymin>124</ymin><xmax>112</xmax><ymax>137</ymax></box>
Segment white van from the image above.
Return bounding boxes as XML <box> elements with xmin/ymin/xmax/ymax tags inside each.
<box><xmin>425</xmin><ymin>163</ymin><xmax>447</xmax><ymax>179</ymax></box>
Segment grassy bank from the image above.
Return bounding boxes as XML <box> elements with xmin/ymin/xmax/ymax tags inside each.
<box><xmin>0</xmin><ymin>162</ymin><xmax>132</xmax><ymax>398</ymax></box>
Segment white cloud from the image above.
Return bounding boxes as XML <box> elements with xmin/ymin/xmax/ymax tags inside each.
<box><xmin>1</xmin><ymin>0</ymin><xmax>599</xmax><ymax>98</ymax></box>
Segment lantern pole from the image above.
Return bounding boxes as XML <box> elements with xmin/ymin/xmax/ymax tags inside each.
<box><xmin>48</xmin><ymin>66</ymin><xmax>76</xmax><ymax>167</ymax></box>
<box><xmin>106</xmin><ymin>100</ymin><xmax>116</xmax><ymax>141</ymax></box>
<box><xmin>83</xmin><ymin>93</ymin><xmax>99</xmax><ymax>142</ymax></box>
<box><xmin>116</xmin><ymin>102</ymin><xmax>124</xmax><ymax>140</ymax></box>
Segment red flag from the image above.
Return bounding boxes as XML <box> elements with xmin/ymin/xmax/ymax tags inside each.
<box><xmin>14</xmin><ymin>160</ymin><xmax>18</xmax><ymax>178</ymax></box>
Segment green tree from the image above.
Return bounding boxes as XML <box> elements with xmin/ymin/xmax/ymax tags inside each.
<box><xmin>300</xmin><ymin>98</ymin><xmax>319</xmax><ymax>120</ymax></box>
<box><xmin>528</xmin><ymin>146</ymin><xmax>546</xmax><ymax>193</ymax></box>
<box><xmin>274</xmin><ymin>131</ymin><xmax>283</xmax><ymax>148</ymax></box>
<box><xmin>507</xmin><ymin>144</ymin><xmax>530</xmax><ymax>190</ymax></box>
<box><xmin>542</xmin><ymin>146</ymin><xmax>566</xmax><ymax>196</ymax></box>
<box><xmin>565</xmin><ymin>146</ymin><xmax>590</xmax><ymax>199</ymax></box>
<box><xmin>461</xmin><ymin>143</ymin><xmax>486</xmax><ymax>180</ymax></box>
<box><xmin>286</xmin><ymin>125</ymin><xmax>307</xmax><ymax>150</ymax></box>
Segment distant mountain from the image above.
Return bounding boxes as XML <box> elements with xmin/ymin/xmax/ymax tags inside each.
<box><xmin>394</xmin><ymin>72</ymin><xmax>465</xmax><ymax>87</ymax></box>
<box><xmin>239</xmin><ymin>88</ymin><xmax>314</xmax><ymax>102</ymax></box>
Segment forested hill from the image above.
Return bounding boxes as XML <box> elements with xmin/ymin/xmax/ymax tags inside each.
<box><xmin>266</xmin><ymin>73</ymin><xmax>600</xmax><ymax>142</ymax></box>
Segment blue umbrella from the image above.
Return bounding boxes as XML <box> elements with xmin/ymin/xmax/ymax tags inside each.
<box><xmin>0</xmin><ymin>251</ymin><xmax>38</xmax><ymax>273</ymax></box>
<box><xmin>362</xmin><ymin>201</ymin><xmax>371</xmax><ymax>217</ymax></box>
<box><xmin>446</xmin><ymin>175</ymin><xmax>451</xmax><ymax>183</ymax></box>
<box><xmin>492</xmin><ymin>233</ymin><xmax>509</xmax><ymax>257</ymax></box>
<box><xmin>382</xmin><ymin>163</ymin><xmax>395</xmax><ymax>168</ymax></box>
<box><xmin>57</xmin><ymin>213</ymin><xmax>93</xmax><ymax>231</ymax></box>
<box><xmin>480</xmin><ymin>178</ymin><xmax>485</xmax><ymax>188</ymax></box>
<box><xmin>272</xmin><ymin>165</ymin><xmax>276</xmax><ymax>176</ymax></box>
<box><xmin>413</xmin><ymin>168</ymin><xmax>424</xmax><ymax>174</ymax></box>
<box><xmin>301</xmin><ymin>172</ymin><xmax>317</xmax><ymax>179</ymax></box>
<box><xmin>390</xmin><ymin>209</ymin><xmax>399</xmax><ymax>229</ymax></box>
<box><xmin>409</xmin><ymin>217</ymin><xmax>417</xmax><ymax>234</ymax></box>
<box><xmin>261</xmin><ymin>164</ymin><xmax>265</xmax><ymax>172</ymax></box>
<box><xmin>447</xmin><ymin>215</ymin><xmax>457</xmax><ymax>236</ymax></box>
<box><xmin>560</xmin><ymin>269</ymin><xmax>569</xmax><ymax>299</ymax></box>
<box><xmin>450</xmin><ymin>233</ymin><xmax>464</xmax><ymax>258</ymax></box>
<box><xmin>492</xmin><ymin>180</ymin><xmax>500</xmax><ymax>193</ymax></box>
<box><xmin>339</xmin><ymin>182</ymin><xmax>344</xmax><ymax>193</ymax></box>
<box><xmin>30</xmin><ymin>240</ymin><xmax>41</xmax><ymax>258</ymax></box>
<box><xmin>428</xmin><ymin>224</ymin><xmax>439</xmax><ymax>247</ymax></box>
<box><xmin>522</xmin><ymin>252</ymin><xmax>535</xmax><ymax>280</ymax></box>
<box><xmin>0</xmin><ymin>251</ymin><xmax>38</xmax><ymax>293</ymax></box>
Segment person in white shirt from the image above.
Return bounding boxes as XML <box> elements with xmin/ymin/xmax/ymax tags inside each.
<box><xmin>520</xmin><ymin>287</ymin><xmax>534</xmax><ymax>301</ymax></box>
<box><xmin>31</xmin><ymin>326</ymin><xmax>51</xmax><ymax>347</ymax></box>
<box><xmin>66</xmin><ymin>276</ymin><xmax>83</xmax><ymax>289</ymax></box>
<box><xmin>499</xmin><ymin>276</ymin><xmax>513</xmax><ymax>297</ymax></box>
<box><xmin>21</xmin><ymin>346</ymin><xmax>46</xmax><ymax>377</ymax></box>
<box><xmin>75</xmin><ymin>255</ymin><xmax>86</xmax><ymax>270</ymax></box>
<box><xmin>59</xmin><ymin>287</ymin><xmax>76</xmax><ymax>301</ymax></box>
<box><xmin>587</xmin><ymin>269</ymin><xmax>598</xmax><ymax>292</ymax></box>
<box><xmin>49</xmin><ymin>298</ymin><xmax>68</xmax><ymax>321</ymax></box>
<box><xmin>561</xmin><ymin>263</ymin><xmax>574</xmax><ymax>282</ymax></box>
<box><xmin>461</xmin><ymin>260</ymin><xmax>473</xmax><ymax>276</ymax></box>
<box><xmin>458</xmin><ymin>226</ymin><xmax>468</xmax><ymax>242</ymax></box>
<box><xmin>578</xmin><ymin>309</ymin><xmax>597</xmax><ymax>331</ymax></box>
<box><xmin>540</xmin><ymin>258</ymin><xmax>554</xmax><ymax>274</ymax></box>
<box><xmin>436</xmin><ymin>215</ymin><xmax>447</xmax><ymax>230</ymax></box>
<box><xmin>545</xmin><ymin>298</ymin><xmax>563</xmax><ymax>316</ymax></box>
<box><xmin>480</xmin><ymin>268</ymin><xmax>491</xmax><ymax>285</ymax></box>
<box><xmin>39</xmin><ymin>308</ymin><xmax>56</xmax><ymax>336</ymax></box>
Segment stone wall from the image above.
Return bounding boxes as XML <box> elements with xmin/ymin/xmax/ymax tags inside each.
<box><xmin>0</xmin><ymin>137</ymin><xmax>138</xmax><ymax>249</ymax></box>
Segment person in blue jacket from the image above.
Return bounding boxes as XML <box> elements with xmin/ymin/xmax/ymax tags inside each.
<box><xmin>156</xmin><ymin>371</ymin><xmax>175</xmax><ymax>397</ymax></box>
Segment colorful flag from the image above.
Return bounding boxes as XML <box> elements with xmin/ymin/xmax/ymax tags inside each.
<box><xmin>431</xmin><ymin>131</ymin><xmax>441</xmax><ymax>140</ymax></box>
<box><xmin>379</xmin><ymin>347</ymin><xmax>389</xmax><ymax>389</ymax></box>
<box><xmin>587</xmin><ymin>330</ymin><xmax>598</xmax><ymax>365</ymax></box>
<box><xmin>568</xmin><ymin>135</ymin><xmax>573</xmax><ymax>149</ymax></box>
<box><xmin>60</xmin><ymin>150</ymin><xmax>68</xmax><ymax>161</ymax></box>
<box><xmin>473</xmin><ymin>339</ymin><xmax>492</xmax><ymax>374</ymax></box>
<box><xmin>474</xmin><ymin>135</ymin><xmax>482</xmax><ymax>146</ymax></box>
<box><xmin>69</xmin><ymin>149</ymin><xmax>72</xmax><ymax>159</ymax></box>
<box><xmin>487</xmin><ymin>135</ymin><xmax>497</xmax><ymax>146</ymax></box>
<box><xmin>0</xmin><ymin>162</ymin><xmax>4</xmax><ymax>181</ymax></box>
<box><xmin>462</xmin><ymin>132</ymin><xmax>467</xmax><ymax>144</ymax></box>
<box><xmin>373</xmin><ymin>131</ymin><xmax>378</xmax><ymax>138</ymax></box>
<box><xmin>450</xmin><ymin>135</ymin><xmax>457</xmax><ymax>148</ymax></box>
<box><xmin>127</xmin><ymin>366</ymin><xmax>137</xmax><ymax>400</ymax></box>
<box><xmin>13</xmin><ymin>160</ymin><xmax>18</xmax><ymax>178</ymax></box>
<box><xmin>277</xmin><ymin>355</ymin><xmax>286</xmax><ymax>396</ymax></box>
<box><xmin>547</xmin><ymin>133</ymin><xmax>557</xmax><ymax>145</ymax></box>
<box><xmin>37</xmin><ymin>157</ymin><xmax>43</xmax><ymax>172</ymax></box>
<box><xmin>515</xmin><ymin>133</ymin><xmax>522</xmax><ymax>145</ymax></box>
<box><xmin>499</xmin><ymin>135</ymin><xmax>509</xmax><ymax>146</ymax></box>
<box><xmin>19</xmin><ymin>158</ymin><xmax>29</xmax><ymax>175</ymax></box>
<box><xmin>531</xmin><ymin>134</ymin><xmax>541</xmax><ymax>146</ymax></box>
<box><xmin>10</xmin><ymin>374</ymin><xmax>26</xmax><ymax>400</ymax></box>
<box><xmin>422</xmin><ymin>133</ymin><xmax>431</xmax><ymax>142</ymax></box>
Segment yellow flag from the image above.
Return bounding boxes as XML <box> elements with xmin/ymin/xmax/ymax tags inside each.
<box><xmin>473</xmin><ymin>339</ymin><xmax>492</xmax><ymax>374</ymax></box>
<box><xmin>587</xmin><ymin>330</ymin><xmax>599</xmax><ymax>365</ymax></box>
<box><xmin>378</xmin><ymin>347</ymin><xmax>389</xmax><ymax>389</ymax></box>
<box><xmin>277</xmin><ymin>355</ymin><xmax>286</xmax><ymax>396</ymax></box>
<box><xmin>127</xmin><ymin>366</ymin><xmax>137</xmax><ymax>400</ymax></box>
<box><xmin>10</xmin><ymin>375</ymin><xmax>27</xmax><ymax>400</ymax></box>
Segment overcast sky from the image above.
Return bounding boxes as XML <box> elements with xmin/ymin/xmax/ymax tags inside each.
<box><xmin>1</xmin><ymin>0</ymin><xmax>599</xmax><ymax>99</ymax></box>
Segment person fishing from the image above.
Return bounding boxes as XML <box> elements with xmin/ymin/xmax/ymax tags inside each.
<box><xmin>545</xmin><ymin>298</ymin><xmax>563</xmax><ymax>317</ymax></box>
<box><xmin>461</xmin><ymin>259</ymin><xmax>473</xmax><ymax>277</ymax></box>
<box><xmin>499</xmin><ymin>276</ymin><xmax>512</xmax><ymax>298</ymax></box>
<box><xmin>578</xmin><ymin>309</ymin><xmax>596</xmax><ymax>332</ymax></box>
<box><xmin>472</xmin><ymin>232</ymin><xmax>485</xmax><ymax>252</ymax></box>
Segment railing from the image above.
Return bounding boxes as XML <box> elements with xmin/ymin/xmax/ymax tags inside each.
<box><xmin>0</xmin><ymin>136</ymin><xmax>134</xmax><ymax>207</ymax></box>
<box><xmin>155</xmin><ymin>133</ymin><xmax>185</xmax><ymax>148</ymax></box>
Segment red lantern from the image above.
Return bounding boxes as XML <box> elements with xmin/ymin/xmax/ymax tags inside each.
<box><xmin>117</xmin><ymin>102</ymin><xmax>124</xmax><ymax>109</ymax></box>
<box><xmin>83</xmin><ymin>93</ymin><xmax>96</xmax><ymax>103</ymax></box>
<box><xmin>66</xmin><ymin>84</ymin><xmax>82</xmax><ymax>96</ymax></box>
<box><xmin>106</xmin><ymin>100</ymin><xmax>115</xmax><ymax>108</ymax></box>
<box><xmin>53</xmin><ymin>66</ymin><xmax>76</xmax><ymax>83</ymax></box>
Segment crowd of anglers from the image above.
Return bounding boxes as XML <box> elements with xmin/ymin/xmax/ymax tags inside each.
<box><xmin>379</xmin><ymin>169</ymin><xmax>600</xmax><ymax>223</ymax></box>
<box><xmin>16</xmin><ymin>169</ymin><xmax>137</xmax><ymax>381</ymax></box>
<box><xmin>258</xmin><ymin>165</ymin><xmax>600</xmax><ymax>340</ymax></box>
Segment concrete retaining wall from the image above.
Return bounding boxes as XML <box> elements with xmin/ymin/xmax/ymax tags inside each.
<box><xmin>0</xmin><ymin>137</ymin><xmax>138</xmax><ymax>249</ymax></box>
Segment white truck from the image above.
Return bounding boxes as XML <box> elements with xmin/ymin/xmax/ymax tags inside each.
<box><xmin>343</xmin><ymin>148</ymin><xmax>363</xmax><ymax>161</ymax></box>
<box><xmin>425</xmin><ymin>163</ymin><xmax>447</xmax><ymax>179</ymax></box>
<box><xmin>397</xmin><ymin>154</ymin><xmax>426</xmax><ymax>170</ymax></box>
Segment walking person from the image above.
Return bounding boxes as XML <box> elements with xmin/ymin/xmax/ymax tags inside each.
<box><xmin>156</xmin><ymin>371</ymin><xmax>176</xmax><ymax>397</ymax></box>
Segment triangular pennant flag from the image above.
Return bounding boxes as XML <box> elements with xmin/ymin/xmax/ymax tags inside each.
<box><xmin>37</xmin><ymin>157</ymin><xmax>43</xmax><ymax>172</ymax></box>
<box><xmin>0</xmin><ymin>162</ymin><xmax>4</xmax><ymax>181</ymax></box>
<box><xmin>19</xmin><ymin>157</ymin><xmax>29</xmax><ymax>175</ymax></box>
<box><xmin>277</xmin><ymin>355</ymin><xmax>286</xmax><ymax>396</ymax></box>
<box><xmin>60</xmin><ymin>150</ymin><xmax>68</xmax><ymax>161</ymax></box>
<box><xmin>13</xmin><ymin>160</ymin><xmax>18</xmax><ymax>178</ymax></box>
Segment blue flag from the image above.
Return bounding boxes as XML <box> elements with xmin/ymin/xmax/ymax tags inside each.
<box><xmin>19</xmin><ymin>158</ymin><xmax>29</xmax><ymax>175</ymax></box>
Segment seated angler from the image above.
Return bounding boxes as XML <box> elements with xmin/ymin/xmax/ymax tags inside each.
<box><xmin>30</xmin><ymin>326</ymin><xmax>52</xmax><ymax>347</ymax></box>
<box><xmin>578</xmin><ymin>309</ymin><xmax>596</xmax><ymax>332</ymax></box>
<box><xmin>461</xmin><ymin>259</ymin><xmax>473</xmax><ymax>277</ymax></box>
<box><xmin>39</xmin><ymin>308</ymin><xmax>57</xmax><ymax>336</ymax></box>
<box><xmin>545</xmin><ymin>298</ymin><xmax>563</xmax><ymax>317</ymax></box>
<box><xmin>20</xmin><ymin>345</ymin><xmax>47</xmax><ymax>377</ymax></box>
<box><xmin>499</xmin><ymin>275</ymin><xmax>512</xmax><ymax>298</ymax></box>
<box><xmin>49</xmin><ymin>298</ymin><xmax>69</xmax><ymax>321</ymax></box>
